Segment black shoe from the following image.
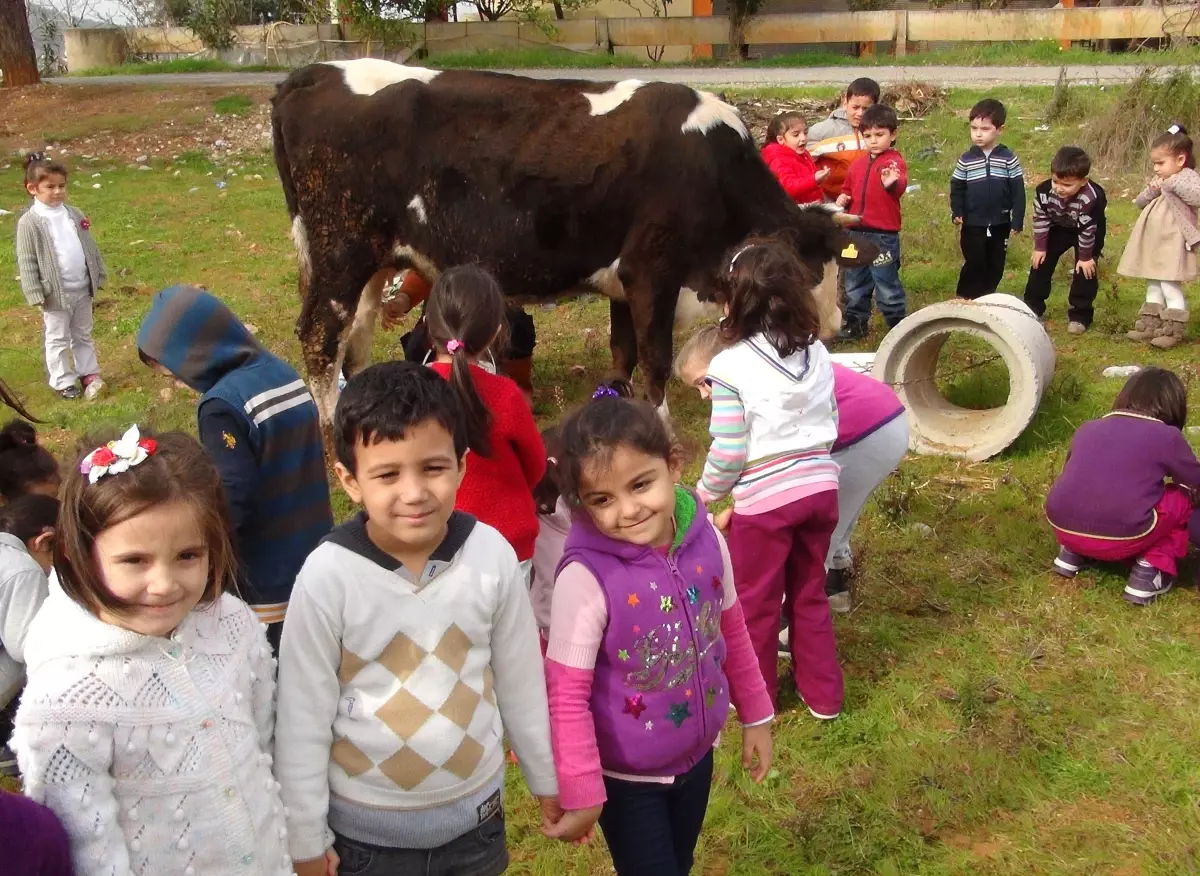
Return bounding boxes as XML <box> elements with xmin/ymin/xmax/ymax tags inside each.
<box><xmin>59</xmin><ymin>385</ymin><xmax>80</xmax><ymax>400</ymax></box>
<box><xmin>825</xmin><ymin>568</ymin><xmax>851</xmax><ymax>614</ymax></box>
<box><xmin>837</xmin><ymin>320</ymin><xmax>867</xmax><ymax>342</ymax></box>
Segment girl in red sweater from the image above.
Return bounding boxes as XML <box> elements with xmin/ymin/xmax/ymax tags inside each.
<box><xmin>427</xmin><ymin>266</ymin><xmax>546</xmax><ymax>578</ymax></box>
<box><xmin>762</xmin><ymin>112</ymin><xmax>828</xmax><ymax>205</ymax></box>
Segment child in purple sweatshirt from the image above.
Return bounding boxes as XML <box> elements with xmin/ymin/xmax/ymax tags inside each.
<box><xmin>0</xmin><ymin>790</ymin><xmax>74</xmax><ymax>876</ymax></box>
<box><xmin>1046</xmin><ymin>367</ymin><xmax>1200</xmax><ymax>605</ymax></box>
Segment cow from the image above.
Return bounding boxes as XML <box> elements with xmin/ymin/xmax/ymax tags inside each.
<box><xmin>270</xmin><ymin>59</ymin><xmax>876</xmax><ymax>433</ymax></box>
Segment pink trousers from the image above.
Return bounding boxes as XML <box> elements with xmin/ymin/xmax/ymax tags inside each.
<box><xmin>1055</xmin><ymin>485</ymin><xmax>1193</xmax><ymax>576</ymax></box>
<box><xmin>727</xmin><ymin>490</ymin><xmax>843</xmax><ymax>715</ymax></box>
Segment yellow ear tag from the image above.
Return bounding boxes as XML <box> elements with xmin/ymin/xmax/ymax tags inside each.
<box><xmin>841</xmin><ymin>243</ymin><xmax>858</xmax><ymax>259</ymax></box>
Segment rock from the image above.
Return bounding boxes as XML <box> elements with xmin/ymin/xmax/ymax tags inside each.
<box><xmin>138</xmin><ymin>166</ymin><xmax>152</xmax><ymax>171</ymax></box>
<box><xmin>189</xmin><ymin>187</ymin><xmax>199</xmax><ymax>193</ymax></box>
<box><xmin>173</xmin><ymin>170</ymin><xmax>182</xmax><ymax>177</ymax></box>
<box><xmin>91</xmin><ymin>172</ymin><xmax>101</xmax><ymax>178</ymax></box>
<box><xmin>1102</xmin><ymin>365</ymin><xmax>1141</xmax><ymax>378</ymax></box>
<box><xmin>136</xmin><ymin>154</ymin><xmax>148</xmax><ymax>163</ymax></box>
<box><xmin>92</xmin><ymin>183</ymin><xmax>101</xmax><ymax>189</ymax></box>
<box><xmin>909</xmin><ymin>523</ymin><xmax>934</xmax><ymax>537</ymax></box>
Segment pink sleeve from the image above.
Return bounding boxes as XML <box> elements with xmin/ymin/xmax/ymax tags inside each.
<box><xmin>545</xmin><ymin>562</ymin><xmax>609</xmax><ymax>810</ymax></box>
<box><xmin>714</xmin><ymin>526</ymin><xmax>774</xmax><ymax>726</ymax></box>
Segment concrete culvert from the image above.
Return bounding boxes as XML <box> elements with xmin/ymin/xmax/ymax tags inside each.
<box><xmin>872</xmin><ymin>293</ymin><xmax>1056</xmax><ymax>462</ymax></box>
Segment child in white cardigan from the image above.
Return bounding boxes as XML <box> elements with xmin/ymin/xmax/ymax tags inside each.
<box><xmin>13</xmin><ymin>425</ymin><xmax>292</xmax><ymax>876</ymax></box>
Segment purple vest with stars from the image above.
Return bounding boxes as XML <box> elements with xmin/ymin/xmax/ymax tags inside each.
<box><xmin>556</xmin><ymin>506</ymin><xmax>730</xmax><ymax>777</ymax></box>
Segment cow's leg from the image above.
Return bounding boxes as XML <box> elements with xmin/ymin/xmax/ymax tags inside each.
<box><xmin>342</xmin><ymin>269</ymin><xmax>389</xmax><ymax>379</ymax></box>
<box><xmin>623</xmin><ymin>266</ymin><xmax>685</xmax><ymax>423</ymax></box>
<box><xmin>608</xmin><ymin>299</ymin><xmax>638</xmax><ymax>384</ymax></box>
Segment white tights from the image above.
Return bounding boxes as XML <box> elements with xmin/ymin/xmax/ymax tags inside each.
<box><xmin>1146</xmin><ymin>280</ymin><xmax>1187</xmax><ymax>310</ymax></box>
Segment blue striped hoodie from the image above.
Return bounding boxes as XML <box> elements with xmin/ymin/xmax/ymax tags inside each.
<box><xmin>136</xmin><ymin>285</ymin><xmax>333</xmax><ymax>622</ymax></box>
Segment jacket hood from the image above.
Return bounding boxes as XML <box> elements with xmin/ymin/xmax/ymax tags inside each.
<box><xmin>136</xmin><ymin>285</ymin><xmax>262</xmax><ymax>392</ymax></box>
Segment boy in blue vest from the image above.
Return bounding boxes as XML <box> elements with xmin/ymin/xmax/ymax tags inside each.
<box><xmin>136</xmin><ymin>285</ymin><xmax>333</xmax><ymax>650</ymax></box>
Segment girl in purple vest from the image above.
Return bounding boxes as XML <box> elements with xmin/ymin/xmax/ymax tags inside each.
<box><xmin>541</xmin><ymin>391</ymin><xmax>774</xmax><ymax>875</ymax></box>
<box><xmin>694</xmin><ymin>239</ymin><xmax>844</xmax><ymax>720</ymax></box>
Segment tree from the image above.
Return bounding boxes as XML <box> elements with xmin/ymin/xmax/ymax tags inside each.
<box><xmin>1</xmin><ymin>0</ymin><xmax>40</xmax><ymax>86</ymax></box>
<box><xmin>727</xmin><ymin>0</ymin><xmax>761</xmax><ymax>61</ymax></box>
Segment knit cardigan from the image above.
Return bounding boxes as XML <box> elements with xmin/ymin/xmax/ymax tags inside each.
<box><xmin>1133</xmin><ymin>169</ymin><xmax>1200</xmax><ymax>251</ymax></box>
<box><xmin>13</xmin><ymin>586</ymin><xmax>292</xmax><ymax>876</ymax></box>
<box><xmin>15</xmin><ymin>205</ymin><xmax>107</xmax><ymax>310</ymax></box>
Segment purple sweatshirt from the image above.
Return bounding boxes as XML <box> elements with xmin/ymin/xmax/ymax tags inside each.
<box><xmin>0</xmin><ymin>791</ymin><xmax>74</xmax><ymax>876</ymax></box>
<box><xmin>1046</xmin><ymin>412</ymin><xmax>1200</xmax><ymax>539</ymax></box>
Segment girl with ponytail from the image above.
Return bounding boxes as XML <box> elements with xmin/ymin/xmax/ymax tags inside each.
<box><xmin>1120</xmin><ymin>124</ymin><xmax>1200</xmax><ymax>348</ymax></box>
<box><xmin>427</xmin><ymin>265</ymin><xmax>546</xmax><ymax>581</ymax></box>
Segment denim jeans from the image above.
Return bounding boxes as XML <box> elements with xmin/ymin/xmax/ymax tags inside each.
<box><xmin>598</xmin><ymin>751</ymin><xmax>714</xmax><ymax>876</ymax></box>
<box><xmin>842</xmin><ymin>230</ymin><xmax>908</xmax><ymax>328</ymax></box>
<box><xmin>332</xmin><ymin>811</ymin><xmax>507</xmax><ymax>876</ymax></box>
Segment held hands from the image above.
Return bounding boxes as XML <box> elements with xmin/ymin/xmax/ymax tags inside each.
<box><xmin>293</xmin><ymin>849</ymin><xmax>339</xmax><ymax>876</ymax></box>
<box><xmin>742</xmin><ymin>722</ymin><xmax>773</xmax><ymax>783</ymax></box>
<box><xmin>541</xmin><ymin>798</ymin><xmax>602</xmax><ymax>845</ymax></box>
<box><xmin>1075</xmin><ymin>258</ymin><xmax>1096</xmax><ymax>279</ymax></box>
<box><xmin>1030</xmin><ymin>250</ymin><xmax>1047</xmax><ymax>270</ymax></box>
<box><xmin>835</xmin><ymin>193</ymin><xmax>852</xmax><ymax>209</ymax></box>
<box><xmin>714</xmin><ymin>506</ymin><xmax>733</xmax><ymax>534</ymax></box>
<box><xmin>880</xmin><ymin>163</ymin><xmax>902</xmax><ymax>189</ymax></box>
<box><xmin>378</xmin><ymin>292</ymin><xmax>413</xmax><ymax>331</ymax></box>
<box><xmin>815</xmin><ymin>167</ymin><xmax>831</xmax><ymax>183</ymax></box>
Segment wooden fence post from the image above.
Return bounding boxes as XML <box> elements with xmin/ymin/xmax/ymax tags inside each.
<box><xmin>1059</xmin><ymin>0</ymin><xmax>1073</xmax><ymax>50</ymax></box>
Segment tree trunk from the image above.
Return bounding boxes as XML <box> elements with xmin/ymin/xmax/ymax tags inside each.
<box><xmin>0</xmin><ymin>0</ymin><xmax>40</xmax><ymax>87</ymax></box>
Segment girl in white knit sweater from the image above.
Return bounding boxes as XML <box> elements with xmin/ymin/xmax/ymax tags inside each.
<box><xmin>13</xmin><ymin>425</ymin><xmax>292</xmax><ymax>876</ymax></box>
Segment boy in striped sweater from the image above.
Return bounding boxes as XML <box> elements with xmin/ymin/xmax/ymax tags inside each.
<box><xmin>951</xmin><ymin>99</ymin><xmax>1026</xmax><ymax>299</ymax></box>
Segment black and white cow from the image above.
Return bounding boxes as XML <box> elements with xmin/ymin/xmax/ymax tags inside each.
<box><xmin>271</xmin><ymin>59</ymin><xmax>874</xmax><ymax>431</ymax></box>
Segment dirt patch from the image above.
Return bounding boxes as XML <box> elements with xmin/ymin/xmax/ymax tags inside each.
<box><xmin>729</xmin><ymin>83</ymin><xmax>947</xmax><ymax>145</ymax></box>
<box><xmin>1</xmin><ymin>84</ymin><xmax>275</xmax><ymax>163</ymax></box>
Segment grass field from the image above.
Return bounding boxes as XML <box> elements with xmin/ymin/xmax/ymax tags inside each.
<box><xmin>2</xmin><ymin>78</ymin><xmax>1200</xmax><ymax>875</ymax></box>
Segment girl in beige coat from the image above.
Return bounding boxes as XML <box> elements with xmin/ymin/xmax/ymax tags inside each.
<box><xmin>1120</xmin><ymin>126</ymin><xmax>1200</xmax><ymax>349</ymax></box>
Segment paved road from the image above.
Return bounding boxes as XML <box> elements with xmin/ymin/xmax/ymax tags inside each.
<box><xmin>50</xmin><ymin>63</ymin><xmax>1200</xmax><ymax>89</ymax></box>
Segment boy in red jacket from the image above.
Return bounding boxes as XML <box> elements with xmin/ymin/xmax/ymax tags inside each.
<box><xmin>762</xmin><ymin>111</ymin><xmax>828</xmax><ymax>205</ymax></box>
<box><xmin>836</xmin><ymin>103</ymin><xmax>909</xmax><ymax>340</ymax></box>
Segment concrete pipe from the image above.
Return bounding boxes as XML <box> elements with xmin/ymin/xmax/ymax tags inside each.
<box><xmin>871</xmin><ymin>293</ymin><xmax>1056</xmax><ymax>461</ymax></box>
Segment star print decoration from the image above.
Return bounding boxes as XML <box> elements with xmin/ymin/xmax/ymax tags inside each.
<box><xmin>617</xmin><ymin>648</ymin><xmax>630</xmax><ymax>661</ymax></box>
<box><xmin>627</xmin><ymin>593</ymin><xmax>640</xmax><ymax>607</ymax></box>
<box><xmin>660</xmin><ymin>595</ymin><xmax>674</xmax><ymax>613</ymax></box>
<box><xmin>624</xmin><ymin>694</ymin><xmax>647</xmax><ymax>720</ymax></box>
<box><xmin>667</xmin><ymin>702</ymin><xmax>691</xmax><ymax>728</ymax></box>
<box><xmin>686</xmin><ymin>585</ymin><xmax>700</xmax><ymax>605</ymax></box>
<box><xmin>645</xmin><ymin>720</ymin><xmax>654</xmax><ymax>731</ymax></box>
<box><xmin>711</xmin><ymin>575</ymin><xmax>722</xmax><ymax>593</ymax></box>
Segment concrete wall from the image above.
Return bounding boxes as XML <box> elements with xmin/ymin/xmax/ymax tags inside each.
<box><xmin>65</xmin><ymin>8</ymin><xmax>1200</xmax><ymax>72</ymax></box>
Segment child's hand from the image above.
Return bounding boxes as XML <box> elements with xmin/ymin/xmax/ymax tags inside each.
<box><xmin>742</xmin><ymin>722</ymin><xmax>773</xmax><ymax>783</ymax></box>
<box><xmin>1150</xmin><ymin>176</ymin><xmax>1162</xmax><ymax>189</ymax></box>
<box><xmin>880</xmin><ymin>164</ymin><xmax>901</xmax><ymax>188</ymax></box>
<box><xmin>815</xmin><ymin>167</ymin><xmax>831</xmax><ymax>182</ymax></box>
<box><xmin>952</xmin><ymin>216</ymin><xmax>963</xmax><ymax>226</ymax></box>
<box><xmin>1075</xmin><ymin>258</ymin><xmax>1096</xmax><ymax>279</ymax></box>
<box><xmin>543</xmin><ymin>805</ymin><xmax>602</xmax><ymax>844</ymax></box>
<box><xmin>294</xmin><ymin>849</ymin><xmax>339</xmax><ymax>876</ymax></box>
<box><xmin>379</xmin><ymin>293</ymin><xmax>413</xmax><ymax>331</ymax></box>
<box><xmin>836</xmin><ymin>193</ymin><xmax>851</xmax><ymax>208</ymax></box>
<box><xmin>1030</xmin><ymin>250</ymin><xmax>1047</xmax><ymax>269</ymax></box>
<box><xmin>714</xmin><ymin>506</ymin><xmax>733</xmax><ymax>534</ymax></box>
<box><xmin>539</xmin><ymin>796</ymin><xmax>564</xmax><ymax>831</ymax></box>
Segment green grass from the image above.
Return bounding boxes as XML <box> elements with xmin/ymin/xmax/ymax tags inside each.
<box><xmin>213</xmin><ymin>93</ymin><xmax>254</xmax><ymax>116</ymax></box>
<box><xmin>67</xmin><ymin>58</ymin><xmax>286</xmax><ymax>77</ymax></box>
<box><xmin>5</xmin><ymin>83</ymin><xmax>1200</xmax><ymax>873</ymax></box>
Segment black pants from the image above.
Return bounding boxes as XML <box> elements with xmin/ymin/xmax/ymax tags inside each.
<box><xmin>1022</xmin><ymin>225</ymin><xmax>1099</xmax><ymax>326</ymax></box>
<box><xmin>956</xmin><ymin>223</ymin><xmax>1010</xmax><ymax>299</ymax></box>
<box><xmin>598</xmin><ymin>751</ymin><xmax>713</xmax><ymax>876</ymax></box>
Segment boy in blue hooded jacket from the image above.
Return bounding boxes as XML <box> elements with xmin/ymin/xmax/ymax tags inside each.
<box><xmin>137</xmin><ymin>285</ymin><xmax>333</xmax><ymax>649</ymax></box>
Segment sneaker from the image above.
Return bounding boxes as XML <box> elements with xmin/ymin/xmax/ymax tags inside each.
<box><xmin>1052</xmin><ymin>547</ymin><xmax>1086</xmax><ymax>579</ymax></box>
<box><xmin>825</xmin><ymin>568</ymin><xmax>851</xmax><ymax>614</ymax></box>
<box><xmin>0</xmin><ymin>744</ymin><xmax>17</xmax><ymax>777</ymax></box>
<box><xmin>777</xmin><ymin>626</ymin><xmax>790</xmax><ymax>656</ymax></box>
<box><xmin>1067</xmin><ymin>321</ymin><xmax>1088</xmax><ymax>335</ymax></box>
<box><xmin>83</xmin><ymin>376</ymin><xmax>105</xmax><ymax>400</ymax></box>
<box><xmin>807</xmin><ymin>706</ymin><xmax>840</xmax><ymax>721</ymax></box>
<box><xmin>1123</xmin><ymin>559</ymin><xmax>1173</xmax><ymax>606</ymax></box>
<box><xmin>58</xmin><ymin>385</ymin><xmax>80</xmax><ymax>400</ymax></box>
<box><xmin>836</xmin><ymin>320</ymin><xmax>867</xmax><ymax>342</ymax></box>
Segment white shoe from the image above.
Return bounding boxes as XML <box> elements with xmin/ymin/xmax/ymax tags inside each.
<box><xmin>808</xmin><ymin>707</ymin><xmax>840</xmax><ymax>721</ymax></box>
<box><xmin>83</xmin><ymin>377</ymin><xmax>105</xmax><ymax>400</ymax></box>
<box><xmin>777</xmin><ymin>627</ymin><xmax>790</xmax><ymax>656</ymax></box>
